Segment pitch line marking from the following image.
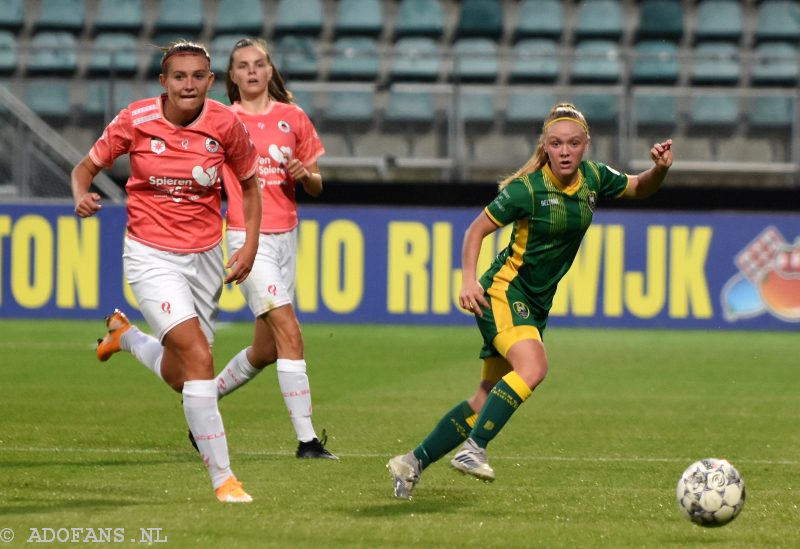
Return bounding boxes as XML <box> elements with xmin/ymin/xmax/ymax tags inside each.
<box><xmin>0</xmin><ymin>447</ymin><xmax>797</xmax><ymax>466</ymax></box>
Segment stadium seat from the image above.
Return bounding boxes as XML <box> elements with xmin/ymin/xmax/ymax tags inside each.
<box><xmin>328</xmin><ymin>37</ymin><xmax>379</xmax><ymax>81</ymax></box>
<box><xmin>324</xmin><ymin>90</ymin><xmax>375</xmax><ymax>124</ymax></box>
<box><xmin>460</xmin><ymin>90</ymin><xmax>495</xmax><ymax>126</ymax></box>
<box><xmin>575</xmin><ymin>0</ymin><xmax>624</xmax><ymax>42</ymax></box>
<box><xmin>755</xmin><ymin>1</ymin><xmax>800</xmax><ymax>43</ymax></box>
<box><xmin>690</xmin><ymin>94</ymin><xmax>738</xmax><ymax>126</ymax></box>
<box><xmin>636</xmin><ymin>0</ymin><xmax>683</xmax><ymax>42</ymax></box>
<box><xmin>384</xmin><ymin>90</ymin><xmax>435</xmax><ymax>124</ymax></box>
<box><xmin>631</xmin><ymin>41</ymin><xmax>679</xmax><ymax>84</ymax></box>
<box><xmin>291</xmin><ymin>89</ymin><xmax>314</xmax><ymax>117</ymax></box>
<box><xmin>273</xmin><ymin>36</ymin><xmax>319</xmax><ymax>80</ymax></box>
<box><xmin>214</xmin><ymin>0</ymin><xmax>262</xmax><ymax>36</ymax></box>
<box><xmin>750</xmin><ymin>95</ymin><xmax>794</xmax><ymax>128</ymax></box>
<box><xmin>505</xmin><ymin>90</ymin><xmax>556</xmax><ymax>126</ymax></box>
<box><xmin>634</xmin><ymin>93</ymin><xmax>678</xmax><ymax>126</ymax></box>
<box><xmin>694</xmin><ymin>0</ymin><xmax>743</xmax><ymax>43</ymax></box>
<box><xmin>28</xmin><ymin>32</ymin><xmax>77</xmax><ymax>75</ymax></box>
<box><xmin>83</xmin><ymin>81</ymin><xmax>133</xmax><ymax>119</ymax></box>
<box><xmin>750</xmin><ymin>42</ymin><xmax>799</xmax><ymax>86</ymax></box>
<box><xmin>335</xmin><ymin>0</ymin><xmax>383</xmax><ymax>37</ymax></box>
<box><xmin>394</xmin><ymin>0</ymin><xmax>444</xmax><ymax>39</ymax></box>
<box><xmin>514</xmin><ymin>0</ymin><xmax>562</xmax><ymax>40</ymax></box>
<box><xmin>0</xmin><ymin>31</ymin><xmax>16</xmax><ymax>75</ymax></box>
<box><xmin>573</xmin><ymin>93</ymin><xmax>618</xmax><ymax>125</ymax></box>
<box><xmin>26</xmin><ymin>82</ymin><xmax>72</xmax><ymax>119</ymax></box>
<box><xmin>274</xmin><ymin>0</ymin><xmax>323</xmax><ymax>37</ymax></box>
<box><xmin>571</xmin><ymin>41</ymin><xmax>621</xmax><ymax>84</ymax></box>
<box><xmin>455</xmin><ymin>0</ymin><xmax>503</xmax><ymax>40</ymax></box>
<box><xmin>390</xmin><ymin>37</ymin><xmax>440</xmax><ymax>82</ymax></box>
<box><xmin>154</xmin><ymin>0</ymin><xmax>204</xmax><ymax>34</ymax></box>
<box><xmin>88</xmin><ymin>34</ymin><xmax>139</xmax><ymax>76</ymax></box>
<box><xmin>206</xmin><ymin>87</ymin><xmax>230</xmax><ymax>105</ymax></box>
<box><xmin>0</xmin><ymin>0</ymin><xmax>24</xmax><ymax>33</ymax></box>
<box><xmin>94</xmin><ymin>0</ymin><xmax>144</xmax><ymax>34</ymax></box>
<box><xmin>35</xmin><ymin>0</ymin><xmax>85</xmax><ymax>33</ymax></box>
<box><xmin>691</xmin><ymin>42</ymin><xmax>740</xmax><ymax>86</ymax></box>
<box><xmin>508</xmin><ymin>39</ymin><xmax>559</xmax><ymax>83</ymax></box>
<box><xmin>148</xmin><ymin>33</ymin><xmax>199</xmax><ymax>76</ymax></box>
<box><xmin>452</xmin><ymin>38</ymin><xmax>499</xmax><ymax>83</ymax></box>
<box><xmin>208</xmin><ymin>35</ymin><xmax>243</xmax><ymax>75</ymax></box>
<box><xmin>717</xmin><ymin>137</ymin><xmax>773</xmax><ymax>162</ymax></box>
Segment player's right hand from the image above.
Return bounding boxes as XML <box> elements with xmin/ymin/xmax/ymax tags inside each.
<box><xmin>459</xmin><ymin>279</ymin><xmax>490</xmax><ymax>317</ymax></box>
<box><xmin>75</xmin><ymin>192</ymin><xmax>102</xmax><ymax>218</ymax></box>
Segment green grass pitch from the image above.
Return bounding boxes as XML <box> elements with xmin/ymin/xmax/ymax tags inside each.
<box><xmin>0</xmin><ymin>319</ymin><xmax>798</xmax><ymax>548</ymax></box>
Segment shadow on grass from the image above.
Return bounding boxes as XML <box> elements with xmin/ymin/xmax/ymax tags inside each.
<box><xmin>0</xmin><ymin>499</ymin><xmax>141</xmax><ymax>516</ymax></box>
<box><xmin>0</xmin><ymin>457</ymin><xmax>194</xmax><ymax>468</ymax></box>
<box><xmin>343</xmin><ymin>489</ymin><xmax>472</xmax><ymax>518</ymax></box>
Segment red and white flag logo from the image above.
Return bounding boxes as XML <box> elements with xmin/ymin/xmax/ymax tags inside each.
<box><xmin>151</xmin><ymin>137</ymin><xmax>166</xmax><ymax>154</ymax></box>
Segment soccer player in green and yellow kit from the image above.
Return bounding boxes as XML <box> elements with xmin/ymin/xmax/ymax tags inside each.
<box><xmin>388</xmin><ymin>103</ymin><xmax>673</xmax><ymax>499</ymax></box>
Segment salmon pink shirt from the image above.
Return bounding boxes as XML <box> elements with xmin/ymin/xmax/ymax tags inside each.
<box><xmin>223</xmin><ymin>101</ymin><xmax>324</xmax><ymax>234</ymax></box>
<box><xmin>90</xmin><ymin>95</ymin><xmax>258</xmax><ymax>253</ymax></box>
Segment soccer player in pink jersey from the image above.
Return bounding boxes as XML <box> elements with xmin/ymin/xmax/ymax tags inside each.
<box><xmin>71</xmin><ymin>41</ymin><xmax>262</xmax><ymax>503</ymax></box>
<box><xmin>210</xmin><ymin>38</ymin><xmax>336</xmax><ymax>459</ymax></box>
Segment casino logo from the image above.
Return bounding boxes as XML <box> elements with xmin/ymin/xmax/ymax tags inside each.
<box><xmin>721</xmin><ymin>226</ymin><xmax>800</xmax><ymax>323</ymax></box>
<box><xmin>205</xmin><ymin>138</ymin><xmax>220</xmax><ymax>153</ymax></box>
<box><xmin>512</xmin><ymin>301</ymin><xmax>530</xmax><ymax>319</ymax></box>
<box><xmin>150</xmin><ymin>137</ymin><xmax>166</xmax><ymax>154</ymax></box>
<box><xmin>278</xmin><ymin>120</ymin><xmax>290</xmax><ymax>133</ymax></box>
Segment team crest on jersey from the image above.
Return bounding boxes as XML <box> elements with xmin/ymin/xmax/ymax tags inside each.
<box><xmin>205</xmin><ymin>138</ymin><xmax>219</xmax><ymax>153</ymax></box>
<box><xmin>588</xmin><ymin>191</ymin><xmax>597</xmax><ymax>211</ymax></box>
<box><xmin>513</xmin><ymin>302</ymin><xmax>530</xmax><ymax>319</ymax></box>
<box><xmin>150</xmin><ymin>137</ymin><xmax>166</xmax><ymax>154</ymax></box>
<box><xmin>278</xmin><ymin>120</ymin><xmax>290</xmax><ymax>133</ymax></box>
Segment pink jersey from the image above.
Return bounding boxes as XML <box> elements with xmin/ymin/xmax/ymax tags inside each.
<box><xmin>90</xmin><ymin>94</ymin><xmax>258</xmax><ymax>253</ymax></box>
<box><xmin>223</xmin><ymin>101</ymin><xmax>324</xmax><ymax>234</ymax></box>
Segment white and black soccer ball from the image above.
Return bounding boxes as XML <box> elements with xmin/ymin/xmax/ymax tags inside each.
<box><xmin>677</xmin><ymin>458</ymin><xmax>746</xmax><ymax>527</ymax></box>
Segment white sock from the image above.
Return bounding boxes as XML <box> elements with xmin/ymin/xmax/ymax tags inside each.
<box><xmin>276</xmin><ymin>359</ymin><xmax>316</xmax><ymax>443</ymax></box>
<box><xmin>183</xmin><ymin>380</ymin><xmax>233</xmax><ymax>490</ymax></box>
<box><xmin>120</xmin><ymin>326</ymin><xmax>164</xmax><ymax>381</ymax></box>
<box><xmin>216</xmin><ymin>348</ymin><xmax>261</xmax><ymax>400</ymax></box>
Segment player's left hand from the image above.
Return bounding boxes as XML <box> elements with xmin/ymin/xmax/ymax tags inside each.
<box><xmin>650</xmin><ymin>139</ymin><xmax>673</xmax><ymax>170</ymax></box>
<box><xmin>286</xmin><ymin>157</ymin><xmax>309</xmax><ymax>181</ymax></box>
<box><xmin>225</xmin><ymin>243</ymin><xmax>257</xmax><ymax>285</ymax></box>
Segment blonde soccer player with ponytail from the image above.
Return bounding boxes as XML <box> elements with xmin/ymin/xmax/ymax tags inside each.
<box><xmin>388</xmin><ymin>103</ymin><xmax>673</xmax><ymax>498</ymax></box>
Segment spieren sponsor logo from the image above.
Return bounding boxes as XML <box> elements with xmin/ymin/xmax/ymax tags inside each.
<box><xmin>24</xmin><ymin>527</ymin><xmax>167</xmax><ymax>543</ymax></box>
<box><xmin>149</xmin><ymin>176</ymin><xmax>194</xmax><ymax>187</ymax></box>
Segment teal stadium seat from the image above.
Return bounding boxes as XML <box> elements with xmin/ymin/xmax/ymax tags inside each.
<box><xmin>384</xmin><ymin>89</ymin><xmax>435</xmax><ymax>125</ymax></box>
<box><xmin>0</xmin><ymin>31</ymin><xmax>16</xmax><ymax>75</ymax></box>
<box><xmin>755</xmin><ymin>1</ymin><xmax>800</xmax><ymax>43</ymax></box>
<box><xmin>691</xmin><ymin>42</ymin><xmax>740</xmax><ymax>85</ymax></box>
<box><xmin>509</xmin><ymin>39</ymin><xmax>558</xmax><ymax>83</ymax></box>
<box><xmin>575</xmin><ymin>0</ymin><xmax>624</xmax><ymax>42</ymax></box>
<box><xmin>634</xmin><ymin>93</ymin><xmax>678</xmax><ymax>126</ymax></box>
<box><xmin>515</xmin><ymin>0</ymin><xmax>562</xmax><ymax>40</ymax></box>
<box><xmin>395</xmin><ymin>0</ymin><xmax>444</xmax><ymax>39</ymax></box>
<box><xmin>690</xmin><ymin>94</ymin><xmax>738</xmax><ymax>126</ymax></box>
<box><xmin>335</xmin><ymin>0</ymin><xmax>383</xmax><ymax>37</ymax></box>
<box><xmin>83</xmin><ymin>81</ymin><xmax>133</xmax><ymax>119</ymax></box>
<box><xmin>291</xmin><ymin>89</ymin><xmax>314</xmax><ymax>117</ymax></box>
<box><xmin>694</xmin><ymin>0</ymin><xmax>743</xmax><ymax>43</ymax></box>
<box><xmin>573</xmin><ymin>93</ymin><xmax>618</xmax><ymax>124</ymax></box>
<box><xmin>148</xmin><ymin>33</ymin><xmax>199</xmax><ymax>76</ymax></box>
<box><xmin>455</xmin><ymin>0</ymin><xmax>503</xmax><ymax>40</ymax></box>
<box><xmin>94</xmin><ymin>0</ymin><xmax>143</xmax><ymax>34</ymax></box>
<box><xmin>208</xmin><ymin>35</ymin><xmax>243</xmax><ymax>75</ymax></box>
<box><xmin>88</xmin><ymin>34</ymin><xmax>139</xmax><ymax>76</ymax></box>
<box><xmin>274</xmin><ymin>0</ymin><xmax>323</xmax><ymax>37</ymax></box>
<box><xmin>328</xmin><ymin>37</ymin><xmax>379</xmax><ymax>81</ymax></box>
<box><xmin>637</xmin><ymin>0</ymin><xmax>683</xmax><ymax>42</ymax></box>
<box><xmin>390</xmin><ymin>37</ymin><xmax>440</xmax><ymax>82</ymax></box>
<box><xmin>571</xmin><ymin>40</ymin><xmax>621</xmax><ymax>84</ymax></box>
<box><xmin>750</xmin><ymin>96</ymin><xmax>794</xmax><ymax>128</ymax></box>
<box><xmin>26</xmin><ymin>82</ymin><xmax>72</xmax><ymax>119</ymax></box>
<box><xmin>453</xmin><ymin>38</ymin><xmax>499</xmax><ymax>83</ymax></box>
<box><xmin>206</xmin><ymin>86</ymin><xmax>230</xmax><ymax>105</ymax></box>
<box><xmin>0</xmin><ymin>0</ymin><xmax>24</xmax><ymax>33</ymax></box>
<box><xmin>751</xmin><ymin>42</ymin><xmax>799</xmax><ymax>86</ymax></box>
<box><xmin>631</xmin><ymin>41</ymin><xmax>679</xmax><ymax>84</ymax></box>
<box><xmin>28</xmin><ymin>32</ymin><xmax>77</xmax><ymax>75</ymax></box>
<box><xmin>273</xmin><ymin>36</ymin><xmax>319</xmax><ymax>80</ymax></box>
<box><xmin>215</xmin><ymin>0</ymin><xmax>262</xmax><ymax>36</ymax></box>
<box><xmin>506</xmin><ymin>90</ymin><xmax>556</xmax><ymax>126</ymax></box>
<box><xmin>324</xmin><ymin>90</ymin><xmax>375</xmax><ymax>124</ymax></box>
<box><xmin>154</xmin><ymin>0</ymin><xmax>204</xmax><ymax>34</ymax></box>
<box><xmin>36</xmin><ymin>0</ymin><xmax>85</xmax><ymax>33</ymax></box>
<box><xmin>460</xmin><ymin>90</ymin><xmax>495</xmax><ymax>125</ymax></box>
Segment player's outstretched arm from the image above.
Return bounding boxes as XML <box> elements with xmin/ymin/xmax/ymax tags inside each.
<box><xmin>623</xmin><ymin>139</ymin><xmax>673</xmax><ymax>199</ymax></box>
<box><xmin>72</xmin><ymin>155</ymin><xmax>104</xmax><ymax>218</ymax></box>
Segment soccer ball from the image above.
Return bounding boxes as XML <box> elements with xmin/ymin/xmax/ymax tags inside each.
<box><xmin>677</xmin><ymin>458</ymin><xmax>746</xmax><ymax>527</ymax></box>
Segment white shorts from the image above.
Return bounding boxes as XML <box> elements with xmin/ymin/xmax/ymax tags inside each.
<box><xmin>227</xmin><ymin>228</ymin><xmax>296</xmax><ymax>318</ymax></box>
<box><xmin>123</xmin><ymin>237</ymin><xmax>223</xmax><ymax>345</ymax></box>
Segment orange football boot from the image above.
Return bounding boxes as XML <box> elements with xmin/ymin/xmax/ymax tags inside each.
<box><xmin>96</xmin><ymin>309</ymin><xmax>132</xmax><ymax>362</ymax></box>
<box><xmin>215</xmin><ymin>477</ymin><xmax>253</xmax><ymax>503</ymax></box>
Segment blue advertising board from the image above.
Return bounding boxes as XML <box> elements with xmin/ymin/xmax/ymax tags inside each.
<box><xmin>0</xmin><ymin>204</ymin><xmax>798</xmax><ymax>330</ymax></box>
